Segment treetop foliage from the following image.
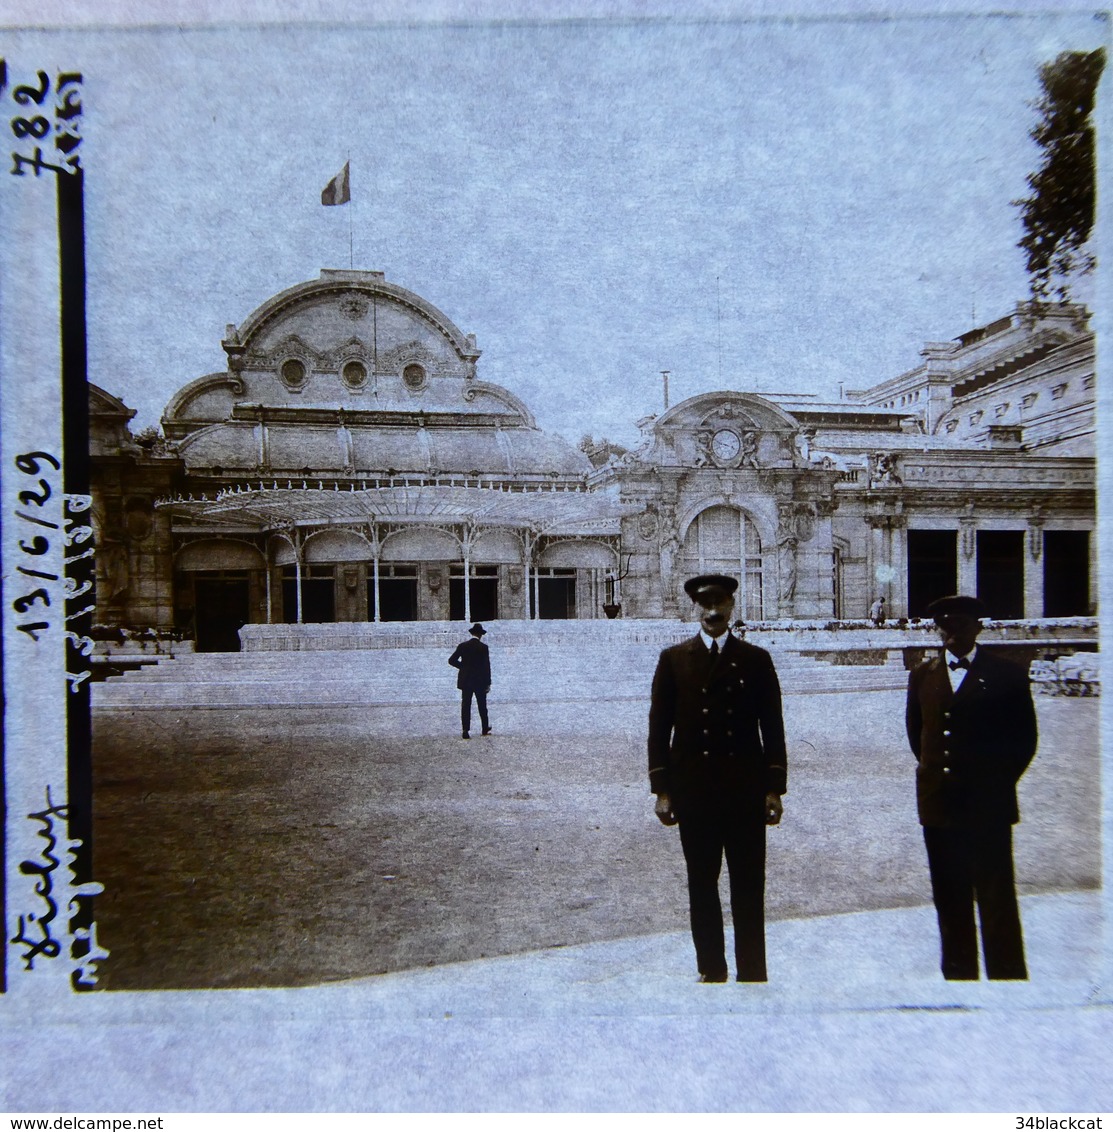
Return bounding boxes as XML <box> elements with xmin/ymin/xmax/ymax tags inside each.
<box><xmin>1014</xmin><ymin>48</ymin><xmax>1105</xmax><ymax>301</ymax></box>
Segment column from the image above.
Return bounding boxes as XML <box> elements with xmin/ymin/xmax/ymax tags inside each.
<box><xmin>1089</xmin><ymin>528</ymin><xmax>1098</xmax><ymax>615</ymax></box>
<box><xmin>372</xmin><ymin>554</ymin><xmax>381</xmax><ymax>622</ymax></box>
<box><xmin>1024</xmin><ymin>519</ymin><xmax>1045</xmax><ymax>619</ymax></box>
<box><xmin>368</xmin><ymin>523</ymin><xmax>381</xmax><ymax>622</ymax></box>
<box><xmin>890</xmin><ymin>518</ymin><xmax>907</xmax><ymax>618</ymax></box>
<box><xmin>294</xmin><ymin>555</ymin><xmax>303</xmax><ymax>623</ymax></box>
<box><xmin>463</xmin><ymin>542</ymin><xmax>472</xmax><ymax>623</ymax></box>
<box><xmin>264</xmin><ymin>557</ymin><xmax>273</xmax><ymax>624</ymax></box>
<box><xmin>522</xmin><ymin>530</ymin><xmax>536</xmax><ymax>620</ymax></box>
<box><xmin>958</xmin><ymin>518</ymin><xmax>977</xmax><ymax>596</ymax></box>
<box><xmin>869</xmin><ymin>518</ymin><xmax>884</xmax><ymax>613</ymax></box>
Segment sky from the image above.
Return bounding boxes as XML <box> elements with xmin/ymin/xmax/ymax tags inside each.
<box><xmin>8</xmin><ymin>13</ymin><xmax>1108</xmax><ymax>446</ymax></box>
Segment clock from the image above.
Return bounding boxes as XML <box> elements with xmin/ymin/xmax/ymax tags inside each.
<box><xmin>711</xmin><ymin>428</ymin><xmax>741</xmax><ymax>463</ymax></box>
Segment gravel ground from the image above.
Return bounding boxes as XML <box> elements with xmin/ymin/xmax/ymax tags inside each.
<box><xmin>90</xmin><ymin>691</ymin><xmax>1099</xmax><ymax>990</ymax></box>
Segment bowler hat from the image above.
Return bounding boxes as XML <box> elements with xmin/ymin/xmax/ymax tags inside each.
<box><xmin>468</xmin><ymin>623</ymin><xmax>487</xmax><ymax>636</ymax></box>
<box><xmin>683</xmin><ymin>574</ymin><xmax>739</xmax><ymax>607</ymax></box>
<box><xmin>925</xmin><ymin>594</ymin><xmax>987</xmax><ymax>620</ymax></box>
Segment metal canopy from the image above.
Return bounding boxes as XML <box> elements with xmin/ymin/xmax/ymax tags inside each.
<box><xmin>156</xmin><ymin>483</ymin><xmax>636</xmax><ymax>536</ymax></box>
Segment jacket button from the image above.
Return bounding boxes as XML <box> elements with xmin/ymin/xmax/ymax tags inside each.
<box><xmin>703</xmin><ymin>729</ymin><xmax>709</xmax><ymax>736</ymax></box>
<box><xmin>726</xmin><ymin>709</ymin><xmax>733</xmax><ymax>716</ymax></box>
<box><xmin>944</xmin><ymin>712</ymin><xmax>951</xmax><ymax>719</ymax></box>
<box><xmin>727</xmin><ymin>730</ymin><xmax>733</xmax><ymax>737</ymax></box>
<box><xmin>943</xmin><ymin>767</ymin><xmax>951</xmax><ymax>774</ymax></box>
<box><xmin>943</xmin><ymin>730</ymin><xmax>951</xmax><ymax>736</ymax></box>
<box><xmin>701</xmin><ymin>687</ymin><xmax>707</xmax><ymax>694</ymax></box>
<box><xmin>702</xmin><ymin>708</ymin><xmax>709</xmax><ymax>715</ymax></box>
<box><xmin>703</xmin><ymin>750</ymin><xmax>709</xmax><ymax>757</ymax></box>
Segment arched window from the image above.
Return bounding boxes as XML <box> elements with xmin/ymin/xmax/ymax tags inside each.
<box><xmin>678</xmin><ymin>505</ymin><xmax>763</xmax><ymax>620</ymax></box>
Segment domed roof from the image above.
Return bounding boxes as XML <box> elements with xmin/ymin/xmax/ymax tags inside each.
<box><xmin>163</xmin><ymin>270</ymin><xmax>590</xmax><ymax>478</ymax></box>
<box><xmin>177</xmin><ymin>418</ymin><xmax>589</xmax><ymax>477</ymax></box>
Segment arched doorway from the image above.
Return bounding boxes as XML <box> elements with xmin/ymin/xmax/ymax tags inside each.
<box><xmin>176</xmin><ymin>539</ymin><xmax>266</xmax><ymax>652</ymax></box>
<box><xmin>677</xmin><ymin>505</ymin><xmax>764</xmax><ymax>620</ymax></box>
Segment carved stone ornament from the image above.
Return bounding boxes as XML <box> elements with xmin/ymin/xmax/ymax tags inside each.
<box><xmin>265</xmin><ymin>335</ymin><xmax>318</xmax><ymax>388</ymax></box>
<box><xmin>1028</xmin><ymin>507</ymin><xmax>1047</xmax><ymax>560</ymax></box>
<box><xmin>778</xmin><ymin>502</ymin><xmax>815</xmax><ymax>545</ymax></box>
<box><xmin>379</xmin><ymin>339</ymin><xmax>445</xmax><ymax>378</ymax></box>
<box><xmin>339</xmin><ymin>295</ymin><xmax>369</xmax><ymax>321</ymax></box>
<box><xmin>320</xmin><ymin>335</ymin><xmax>368</xmax><ymax>367</ymax></box>
<box><xmin>959</xmin><ymin>518</ymin><xmax>977</xmax><ymax>560</ymax></box>
<box><xmin>700</xmin><ymin>404</ymin><xmax>758</xmax><ymax>431</ymax></box>
<box><xmin>124</xmin><ymin>498</ymin><xmax>154</xmax><ymax>542</ymax></box>
<box><xmin>637</xmin><ymin>509</ymin><xmax>660</xmax><ymax>540</ymax></box>
<box><xmin>869</xmin><ymin>452</ymin><xmax>902</xmax><ymax>488</ymax></box>
<box><xmin>426</xmin><ymin>566</ymin><xmax>443</xmax><ymax>591</ymax></box>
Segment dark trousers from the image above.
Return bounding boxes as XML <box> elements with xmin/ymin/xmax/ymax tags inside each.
<box><xmin>678</xmin><ymin>810</ymin><xmax>767</xmax><ymax>981</ymax></box>
<box><xmin>923</xmin><ymin>824</ymin><xmax>1027</xmax><ymax>980</ymax></box>
<box><xmin>460</xmin><ymin>688</ymin><xmax>489</xmax><ymax>736</ymax></box>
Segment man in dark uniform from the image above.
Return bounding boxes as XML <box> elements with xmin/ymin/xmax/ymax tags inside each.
<box><xmin>906</xmin><ymin>594</ymin><xmax>1038</xmax><ymax>980</ymax></box>
<box><xmin>448</xmin><ymin>622</ymin><xmax>491</xmax><ymax>739</ymax></box>
<box><xmin>648</xmin><ymin>574</ymin><xmax>788</xmax><ymax>983</ymax></box>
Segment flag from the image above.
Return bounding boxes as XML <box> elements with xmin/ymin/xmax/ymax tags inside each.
<box><xmin>321</xmin><ymin>162</ymin><xmax>350</xmax><ymax>206</ymax></box>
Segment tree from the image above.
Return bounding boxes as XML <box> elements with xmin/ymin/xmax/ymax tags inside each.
<box><xmin>1013</xmin><ymin>48</ymin><xmax>1105</xmax><ymax>301</ymax></box>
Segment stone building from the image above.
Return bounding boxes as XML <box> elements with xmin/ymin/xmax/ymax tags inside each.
<box><xmin>89</xmin><ymin>271</ymin><xmax>1096</xmax><ymax>650</ymax></box>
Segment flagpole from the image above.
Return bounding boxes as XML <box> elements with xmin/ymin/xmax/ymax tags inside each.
<box><xmin>348</xmin><ymin>151</ymin><xmax>353</xmax><ymax>269</ymax></box>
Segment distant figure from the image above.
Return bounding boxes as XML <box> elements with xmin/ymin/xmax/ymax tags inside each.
<box><xmin>906</xmin><ymin>595</ymin><xmax>1038</xmax><ymax>980</ymax></box>
<box><xmin>649</xmin><ymin>574</ymin><xmax>787</xmax><ymax>983</ymax></box>
<box><xmin>730</xmin><ymin>619</ymin><xmax>747</xmax><ymax>640</ymax></box>
<box><xmin>870</xmin><ymin>596</ymin><xmax>886</xmax><ymax>626</ymax></box>
<box><xmin>448</xmin><ymin>623</ymin><xmax>492</xmax><ymax>739</ymax></box>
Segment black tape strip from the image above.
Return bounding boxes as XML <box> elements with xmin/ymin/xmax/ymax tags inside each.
<box><xmin>58</xmin><ymin>168</ymin><xmax>94</xmax><ymax>990</ymax></box>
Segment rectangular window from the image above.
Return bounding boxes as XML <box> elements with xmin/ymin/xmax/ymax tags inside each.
<box><xmin>281</xmin><ymin>564</ymin><xmax>336</xmax><ymax>623</ymax></box>
<box><xmin>976</xmin><ymin>530</ymin><xmax>1024</xmax><ymax>619</ymax></box>
<box><xmin>371</xmin><ymin>563</ymin><xmax>419</xmax><ymax>621</ymax></box>
<box><xmin>450</xmin><ymin>565</ymin><xmax>499</xmax><ymax>621</ymax></box>
<box><xmin>1043</xmin><ymin>530</ymin><xmax>1090</xmax><ymax>617</ymax></box>
<box><xmin>530</xmin><ymin>567</ymin><xmax>576</xmax><ymax>619</ymax></box>
<box><xmin>907</xmin><ymin>529</ymin><xmax>957</xmax><ymax>618</ymax></box>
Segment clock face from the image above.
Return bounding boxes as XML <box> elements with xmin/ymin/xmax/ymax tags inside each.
<box><xmin>711</xmin><ymin>429</ymin><xmax>741</xmax><ymax>461</ymax></box>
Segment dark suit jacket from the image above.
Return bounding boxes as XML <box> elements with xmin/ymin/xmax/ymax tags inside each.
<box><xmin>648</xmin><ymin>634</ymin><xmax>787</xmax><ymax>815</ymax></box>
<box><xmin>906</xmin><ymin>649</ymin><xmax>1037</xmax><ymax>828</ymax></box>
<box><xmin>448</xmin><ymin>637</ymin><xmax>491</xmax><ymax>691</ymax></box>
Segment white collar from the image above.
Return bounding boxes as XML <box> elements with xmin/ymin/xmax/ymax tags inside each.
<box><xmin>699</xmin><ymin>629</ymin><xmax>729</xmax><ymax>651</ymax></box>
<box><xmin>945</xmin><ymin>644</ymin><xmax>977</xmax><ymax>667</ymax></box>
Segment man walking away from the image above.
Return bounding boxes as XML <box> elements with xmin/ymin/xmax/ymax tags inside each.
<box><xmin>906</xmin><ymin>594</ymin><xmax>1037</xmax><ymax>980</ymax></box>
<box><xmin>449</xmin><ymin>622</ymin><xmax>492</xmax><ymax>739</ymax></box>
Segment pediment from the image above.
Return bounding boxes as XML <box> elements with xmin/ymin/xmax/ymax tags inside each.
<box><xmin>655</xmin><ymin>391</ymin><xmax>799</xmax><ymax>433</ymax></box>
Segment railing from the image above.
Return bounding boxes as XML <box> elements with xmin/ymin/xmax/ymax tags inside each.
<box><xmin>239</xmin><ymin>617</ymin><xmax>1098</xmax><ymax>653</ymax></box>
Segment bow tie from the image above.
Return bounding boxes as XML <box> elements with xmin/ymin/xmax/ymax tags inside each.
<box><xmin>948</xmin><ymin>657</ymin><xmax>971</xmax><ymax>671</ymax></box>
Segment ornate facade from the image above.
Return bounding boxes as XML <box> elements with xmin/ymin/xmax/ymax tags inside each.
<box><xmin>90</xmin><ymin>272</ymin><xmax>1096</xmax><ymax>650</ymax></box>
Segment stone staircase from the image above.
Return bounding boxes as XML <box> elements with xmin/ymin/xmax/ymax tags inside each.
<box><xmin>92</xmin><ymin>640</ymin><xmax>909</xmax><ymax>709</ymax></box>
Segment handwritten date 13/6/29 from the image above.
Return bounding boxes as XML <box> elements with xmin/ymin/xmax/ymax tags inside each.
<box><xmin>12</xmin><ymin>451</ymin><xmax>97</xmax><ymax>690</ymax></box>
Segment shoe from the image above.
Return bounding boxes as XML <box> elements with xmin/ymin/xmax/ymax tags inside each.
<box><xmin>461</xmin><ymin>733</ymin><xmax>470</xmax><ymax>739</ymax></box>
<box><xmin>699</xmin><ymin>972</ymin><xmax>728</xmax><ymax>983</ymax></box>
<box><xmin>736</xmin><ymin>973</ymin><xmax>768</xmax><ymax>983</ymax></box>
<box><xmin>481</xmin><ymin>729</ymin><xmax>492</xmax><ymax>736</ymax></box>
